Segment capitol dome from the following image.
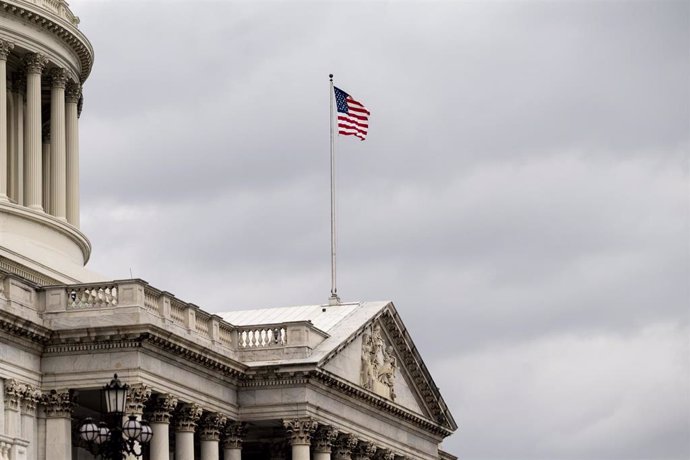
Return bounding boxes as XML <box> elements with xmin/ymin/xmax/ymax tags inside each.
<box><xmin>0</xmin><ymin>0</ymin><xmax>99</xmax><ymax>284</ymax></box>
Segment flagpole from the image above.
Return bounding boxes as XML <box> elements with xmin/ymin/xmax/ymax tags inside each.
<box><xmin>329</xmin><ymin>74</ymin><xmax>340</xmax><ymax>305</ymax></box>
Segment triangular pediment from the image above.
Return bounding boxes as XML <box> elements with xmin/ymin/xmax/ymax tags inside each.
<box><xmin>320</xmin><ymin>304</ymin><xmax>456</xmax><ymax>431</ymax></box>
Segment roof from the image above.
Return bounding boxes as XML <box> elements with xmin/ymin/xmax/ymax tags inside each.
<box><xmin>219</xmin><ymin>301</ymin><xmax>391</xmax><ymax>364</ymax></box>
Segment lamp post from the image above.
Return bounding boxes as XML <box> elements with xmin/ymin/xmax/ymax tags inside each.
<box><xmin>79</xmin><ymin>374</ymin><xmax>153</xmax><ymax>460</ymax></box>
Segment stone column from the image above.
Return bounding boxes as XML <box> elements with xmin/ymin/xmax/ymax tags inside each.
<box><xmin>283</xmin><ymin>417</ymin><xmax>317</xmax><ymax>460</ymax></box>
<box><xmin>42</xmin><ymin>390</ymin><xmax>72</xmax><ymax>460</ymax></box>
<box><xmin>65</xmin><ymin>81</ymin><xmax>81</xmax><ymax>226</ymax></box>
<box><xmin>10</xmin><ymin>74</ymin><xmax>25</xmax><ymax>205</ymax></box>
<box><xmin>0</xmin><ymin>40</ymin><xmax>14</xmax><ymax>202</ymax></box>
<box><xmin>3</xmin><ymin>380</ymin><xmax>23</xmax><ymax>455</ymax></box>
<box><xmin>149</xmin><ymin>394</ymin><xmax>178</xmax><ymax>460</ymax></box>
<box><xmin>222</xmin><ymin>421</ymin><xmax>246</xmax><ymax>460</ymax></box>
<box><xmin>41</xmin><ymin>129</ymin><xmax>50</xmax><ymax>212</ymax></box>
<box><xmin>352</xmin><ymin>441</ymin><xmax>377</xmax><ymax>460</ymax></box>
<box><xmin>20</xmin><ymin>385</ymin><xmax>41</xmax><ymax>460</ymax></box>
<box><xmin>175</xmin><ymin>403</ymin><xmax>202</xmax><ymax>460</ymax></box>
<box><xmin>23</xmin><ymin>53</ymin><xmax>48</xmax><ymax>211</ymax></box>
<box><xmin>313</xmin><ymin>425</ymin><xmax>339</xmax><ymax>460</ymax></box>
<box><xmin>49</xmin><ymin>68</ymin><xmax>68</xmax><ymax>219</ymax></box>
<box><xmin>124</xmin><ymin>384</ymin><xmax>151</xmax><ymax>460</ymax></box>
<box><xmin>200</xmin><ymin>413</ymin><xmax>226</xmax><ymax>460</ymax></box>
<box><xmin>332</xmin><ymin>433</ymin><xmax>358</xmax><ymax>460</ymax></box>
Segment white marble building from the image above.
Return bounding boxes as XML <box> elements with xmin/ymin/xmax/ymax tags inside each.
<box><xmin>0</xmin><ymin>1</ymin><xmax>457</xmax><ymax>459</ymax></box>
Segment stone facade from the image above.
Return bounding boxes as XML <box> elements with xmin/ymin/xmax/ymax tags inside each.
<box><xmin>0</xmin><ymin>1</ymin><xmax>456</xmax><ymax>460</ymax></box>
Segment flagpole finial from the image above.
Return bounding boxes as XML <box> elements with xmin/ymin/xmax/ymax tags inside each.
<box><xmin>329</xmin><ymin>74</ymin><xmax>333</xmax><ymax>81</ymax></box>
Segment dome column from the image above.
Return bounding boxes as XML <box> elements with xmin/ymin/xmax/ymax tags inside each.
<box><xmin>65</xmin><ymin>81</ymin><xmax>81</xmax><ymax>227</ymax></box>
<box><xmin>0</xmin><ymin>40</ymin><xmax>15</xmax><ymax>202</ymax></box>
<box><xmin>23</xmin><ymin>53</ymin><xmax>48</xmax><ymax>211</ymax></box>
<box><xmin>49</xmin><ymin>68</ymin><xmax>68</xmax><ymax>220</ymax></box>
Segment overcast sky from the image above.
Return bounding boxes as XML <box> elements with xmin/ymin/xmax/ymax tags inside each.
<box><xmin>69</xmin><ymin>1</ymin><xmax>689</xmax><ymax>458</ymax></box>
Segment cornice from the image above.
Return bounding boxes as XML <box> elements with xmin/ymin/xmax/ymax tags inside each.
<box><xmin>238</xmin><ymin>367</ymin><xmax>452</xmax><ymax>438</ymax></box>
<box><xmin>0</xmin><ymin>309</ymin><xmax>51</xmax><ymax>346</ymax></box>
<box><xmin>0</xmin><ymin>0</ymin><xmax>94</xmax><ymax>81</ymax></box>
<box><xmin>311</xmin><ymin>369</ymin><xmax>453</xmax><ymax>438</ymax></box>
<box><xmin>142</xmin><ymin>332</ymin><xmax>245</xmax><ymax>379</ymax></box>
<box><xmin>42</xmin><ymin>325</ymin><xmax>246</xmax><ymax>380</ymax></box>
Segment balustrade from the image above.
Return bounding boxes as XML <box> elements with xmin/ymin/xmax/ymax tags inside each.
<box><xmin>238</xmin><ymin>326</ymin><xmax>287</xmax><ymax>348</ymax></box>
<box><xmin>68</xmin><ymin>285</ymin><xmax>117</xmax><ymax>308</ymax></box>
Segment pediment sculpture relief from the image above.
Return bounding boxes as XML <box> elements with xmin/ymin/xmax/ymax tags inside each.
<box><xmin>360</xmin><ymin>323</ymin><xmax>397</xmax><ymax>400</ymax></box>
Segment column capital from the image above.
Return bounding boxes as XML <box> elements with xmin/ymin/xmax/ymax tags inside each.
<box><xmin>374</xmin><ymin>449</ymin><xmax>394</xmax><ymax>460</ymax></box>
<box><xmin>0</xmin><ymin>40</ymin><xmax>14</xmax><ymax>60</ymax></box>
<box><xmin>21</xmin><ymin>384</ymin><xmax>42</xmax><ymax>415</ymax></box>
<box><xmin>200</xmin><ymin>412</ymin><xmax>227</xmax><ymax>442</ymax></box>
<box><xmin>223</xmin><ymin>421</ymin><xmax>247</xmax><ymax>449</ymax></box>
<box><xmin>125</xmin><ymin>384</ymin><xmax>151</xmax><ymax>416</ymax></box>
<box><xmin>41</xmin><ymin>389</ymin><xmax>72</xmax><ymax>418</ymax></box>
<box><xmin>283</xmin><ymin>417</ymin><xmax>318</xmax><ymax>446</ymax></box>
<box><xmin>65</xmin><ymin>81</ymin><xmax>82</xmax><ymax>103</ymax></box>
<box><xmin>333</xmin><ymin>432</ymin><xmax>358</xmax><ymax>459</ymax></box>
<box><xmin>313</xmin><ymin>425</ymin><xmax>339</xmax><ymax>454</ymax></box>
<box><xmin>150</xmin><ymin>393</ymin><xmax>178</xmax><ymax>423</ymax></box>
<box><xmin>3</xmin><ymin>379</ymin><xmax>26</xmax><ymax>411</ymax></box>
<box><xmin>23</xmin><ymin>53</ymin><xmax>48</xmax><ymax>75</ymax></box>
<box><xmin>49</xmin><ymin>68</ymin><xmax>69</xmax><ymax>89</ymax></box>
<box><xmin>353</xmin><ymin>440</ymin><xmax>377</xmax><ymax>460</ymax></box>
<box><xmin>175</xmin><ymin>403</ymin><xmax>202</xmax><ymax>432</ymax></box>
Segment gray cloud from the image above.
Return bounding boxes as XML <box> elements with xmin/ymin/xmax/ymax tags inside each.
<box><xmin>72</xmin><ymin>0</ymin><xmax>689</xmax><ymax>458</ymax></box>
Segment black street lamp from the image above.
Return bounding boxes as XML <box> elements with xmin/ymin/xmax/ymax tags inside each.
<box><xmin>79</xmin><ymin>374</ymin><xmax>153</xmax><ymax>460</ymax></box>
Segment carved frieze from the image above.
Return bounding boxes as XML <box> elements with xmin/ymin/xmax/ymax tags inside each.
<box><xmin>42</xmin><ymin>390</ymin><xmax>72</xmax><ymax>417</ymax></box>
<box><xmin>223</xmin><ymin>421</ymin><xmax>247</xmax><ymax>449</ymax></box>
<box><xmin>150</xmin><ymin>393</ymin><xmax>178</xmax><ymax>423</ymax></box>
<box><xmin>23</xmin><ymin>53</ymin><xmax>48</xmax><ymax>75</ymax></box>
<box><xmin>360</xmin><ymin>323</ymin><xmax>397</xmax><ymax>400</ymax></box>
<box><xmin>125</xmin><ymin>384</ymin><xmax>151</xmax><ymax>416</ymax></box>
<box><xmin>282</xmin><ymin>417</ymin><xmax>317</xmax><ymax>446</ymax></box>
<box><xmin>175</xmin><ymin>403</ymin><xmax>202</xmax><ymax>432</ymax></box>
<box><xmin>200</xmin><ymin>412</ymin><xmax>227</xmax><ymax>442</ymax></box>
<box><xmin>313</xmin><ymin>425</ymin><xmax>339</xmax><ymax>453</ymax></box>
<box><xmin>0</xmin><ymin>40</ymin><xmax>14</xmax><ymax>60</ymax></box>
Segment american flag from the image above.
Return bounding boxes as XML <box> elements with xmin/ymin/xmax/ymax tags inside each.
<box><xmin>334</xmin><ymin>86</ymin><xmax>370</xmax><ymax>141</ymax></box>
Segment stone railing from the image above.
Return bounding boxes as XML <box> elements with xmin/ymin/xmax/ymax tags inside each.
<box><xmin>238</xmin><ymin>325</ymin><xmax>287</xmax><ymax>348</ymax></box>
<box><xmin>16</xmin><ymin>0</ymin><xmax>80</xmax><ymax>26</ymax></box>
<box><xmin>39</xmin><ymin>279</ymin><xmax>329</xmax><ymax>360</ymax></box>
<box><xmin>68</xmin><ymin>284</ymin><xmax>118</xmax><ymax>308</ymax></box>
